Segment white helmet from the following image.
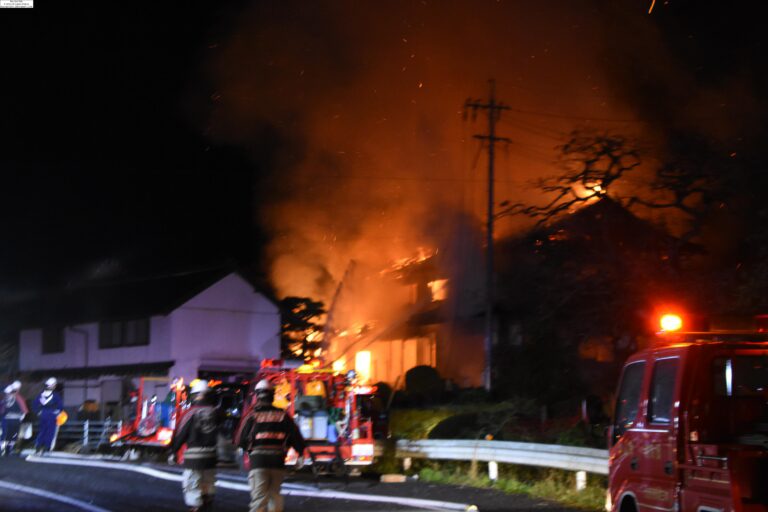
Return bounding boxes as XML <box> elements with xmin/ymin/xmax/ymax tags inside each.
<box><xmin>45</xmin><ymin>377</ymin><xmax>57</xmax><ymax>389</ymax></box>
<box><xmin>190</xmin><ymin>379</ymin><xmax>209</xmax><ymax>395</ymax></box>
<box><xmin>254</xmin><ymin>379</ymin><xmax>274</xmax><ymax>393</ymax></box>
<box><xmin>11</xmin><ymin>381</ymin><xmax>21</xmax><ymax>392</ymax></box>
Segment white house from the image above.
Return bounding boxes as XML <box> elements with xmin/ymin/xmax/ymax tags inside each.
<box><xmin>15</xmin><ymin>270</ymin><xmax>280</xmax><ymax>416</ymax></box>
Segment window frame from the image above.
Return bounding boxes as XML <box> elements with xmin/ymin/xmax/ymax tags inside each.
<box><xmin>98</xmin><ymin>318</ymin><xmax>150</xmax><ymax>349</ymax></box>
<box><xmin>612</xmin><ymin>360</ymin><xmax>646</xmax><ymax>445</ymax></box>
<box><xmin>647</xmin><ymin>356</ymin><xmax>680</xmax><ymax>425</ymax></box>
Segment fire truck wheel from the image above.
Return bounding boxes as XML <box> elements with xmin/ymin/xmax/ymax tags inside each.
<box><xmin>619</xmin><ymin>496</ymin><xmax>637</xmax><ymax>512</ymax></box>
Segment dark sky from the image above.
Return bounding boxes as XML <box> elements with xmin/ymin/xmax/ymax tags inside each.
<box><xmin>0</xmin><ymin>2</ymin><xmax>257</xmax><ymax>300</ymax></box>
<box><xmin>2</xmin><ymin>1</ymin><xmax>767</xmax><ymax>306</ymax></box>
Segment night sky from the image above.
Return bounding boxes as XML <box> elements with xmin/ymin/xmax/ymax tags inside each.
<box><xmin>2</xmin><ymin>1</ymin><xmax>767</xmax><ymax>308</ymax></box>
<box><xmin>0</xmin><ymin>2</ymin><xmax>257</xmax><ymax>303</ymax></box>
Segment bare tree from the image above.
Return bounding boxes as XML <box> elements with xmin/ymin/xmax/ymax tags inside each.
<box><xmin>498</xmin><ymin>130</ymin><xmax>641</xmax><ymax>223</ymax></box>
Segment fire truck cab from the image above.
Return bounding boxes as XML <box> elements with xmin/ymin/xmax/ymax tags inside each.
<box><xmin>608</xmin><ymin>318</ymin><xmax>768</xmax><ymax>512</ymax></box>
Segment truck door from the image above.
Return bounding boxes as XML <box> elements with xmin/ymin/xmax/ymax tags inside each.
<box><xmin>637</xmin><ymin>356</ymin><xmax>680</xmax><ymax>512</ymax></box>
<box><xmin>610</xmin><ymin>360</ymin><xmax>646</xmax><ymax>509</ymax></box>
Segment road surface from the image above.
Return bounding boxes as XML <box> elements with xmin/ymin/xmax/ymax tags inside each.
<box><xmin>0</xmin><ymin>454</ymin><xmax>581</xmax><ymax>512</ymax></box>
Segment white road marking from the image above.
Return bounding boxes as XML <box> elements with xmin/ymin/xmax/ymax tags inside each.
<box><xmin>0</xmin><ymin>479</ymin><xmax>113</xmax><ymax>512</ymax></box>
<box><xmin>27</xmin><ymin>454</ymin><xmax>478</xmax><ymax>511</ymax></box>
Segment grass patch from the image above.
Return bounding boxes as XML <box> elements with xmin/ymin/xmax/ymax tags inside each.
<box><xmin>414</xmin><ymin>460</ymin><xmax>605</xmax><ymax>511</ymax></box>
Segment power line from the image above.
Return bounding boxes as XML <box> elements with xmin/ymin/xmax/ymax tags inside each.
<box><xmin>505</xmin><ymin>106</ymin><xmax>644</xmax><ymax>124</ymax></box>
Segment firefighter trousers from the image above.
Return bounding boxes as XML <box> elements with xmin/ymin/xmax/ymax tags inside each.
<box><xmin>182</xmin><ymin>468</ymin><xmax>216</xmax><ymax>508</ymax></box>
<box><xmin>248</xmin><ymin>468</ymin><xmax>285</xmax><ymax>512</ymax></box>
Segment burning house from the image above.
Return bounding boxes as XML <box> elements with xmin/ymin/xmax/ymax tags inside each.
<box><xmin>323</xmin><ymin>216</ymin><xmax>487</xmax><ymax>389</ymax></box>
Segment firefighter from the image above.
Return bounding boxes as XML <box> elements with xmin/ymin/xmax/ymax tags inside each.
<box><xmin>32</xmin><ymin>378</ymin><xmax>62</xmax><ymax>455</ymax></box>
<box><xmin>1</xmin><ymin>381</ymin><xmax>28</xmax><ymax>456</ymax></box>
<box><xmin>238</xmin><ymin>379</ymin><xmax>306</xmax><ymax>512</ymax></box>
<box><xmin>170</xmin><ymin>380</ymin><xmax>219</xmax><ymax>512</ymax></box>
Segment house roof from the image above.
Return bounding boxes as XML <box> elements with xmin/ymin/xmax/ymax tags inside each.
<box><xmin>502</xmin><ymin>197</ymin><xmax>701</xmax><ymax>255</ymax></box>
<box><xmin>0</xmin><ymin>267</ymin><xmax>247</xmax><ymax>330</ymax></box>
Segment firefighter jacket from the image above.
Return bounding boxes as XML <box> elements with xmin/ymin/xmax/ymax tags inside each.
<box><xmin>238</xmin><ymin>403</ymin><xmax>306</xmax><ymax>470</ymax></box>
<box><xmin>3</xmin><ymin>392</ymin><xmax>29</xmax><ymax>422</ymax></box>
<box><xmin>171</xmin><ymin>401</ymin><xmax>219</xmax><ymax>470</ymax></box>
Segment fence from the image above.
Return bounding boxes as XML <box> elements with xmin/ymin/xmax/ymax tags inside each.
<box><xmin>55</xmin><ymin>419</ymin><xmax>122</xmax><ymax>451</ymax></box>
<box><xmin>387</xmin><ymin>439</ymin><xmax>608</xmax><ymax>490</ymax></box>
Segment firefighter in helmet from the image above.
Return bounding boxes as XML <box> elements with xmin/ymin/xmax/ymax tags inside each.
<box><xmin>170</xmin><ymin>379</ymin><xmax>219</xmax><ymax>512</ymax></box>
<box><xmin>1</xmin><ymin>381</ymin><xmax>28</xmax><ymax>456</ymax></box>
<box><xmin>238</xmin><ymin>379</ymin><xmax>306</xmax><ymax>512</ymax></box>
<box><xmin>33</xmin><ymin>377</ymin><xmax>62</xmax><ymax>454</ymax></box>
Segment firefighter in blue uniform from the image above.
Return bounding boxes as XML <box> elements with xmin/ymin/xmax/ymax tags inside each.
<box><xmin>1</xmin><ymin>381</ymin><xmax>28</xmax><ymax>456</ymax></box>
<box><xmin>32</xmin><ymin>377</ymin><xmax>63</xmax><ymax>454</ymax></box>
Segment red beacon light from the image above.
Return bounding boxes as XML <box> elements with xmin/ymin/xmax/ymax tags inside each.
<box><xmin>659</xmin><ymin>313</ymin><xmax>683</xmax><ymax>333</ymax></box>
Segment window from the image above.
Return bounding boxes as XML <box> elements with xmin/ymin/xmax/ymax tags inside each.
<box><xmin>648</xmin><ymin>358</ymin><xmax>679</xmax><ymax>424</ymax></box>
<box><xmin>714</xmin><ymin>356</ymin><xmax>768</xmax><ymax>397</ymax></box>
<box><xmin>612</xmin><ymin>361</ymin><xmax>645</xmax><ymax>443</ymax></box>
<box><xmin>427</xmin><ymin>279</ymin><xmax>448</xmax><ymax>302</ymax></box>
<box><xmin>41</xmin><ymin>327</ymin><xmax>64</xmax><ymax>354</ymax></box>
<box><xmin>99</xmin><ymin>319</ymin><xmax>149</xmax><ymax>349</ymax></box>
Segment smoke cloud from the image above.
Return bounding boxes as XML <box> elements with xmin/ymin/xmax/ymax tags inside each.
<box><xmin>191</xmin><ymin>0</ymin><xmax>695</xmax><ymax>302</ymax></box>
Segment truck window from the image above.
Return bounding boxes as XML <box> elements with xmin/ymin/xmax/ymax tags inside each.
<box><xmin>648</xmin><ymin>358</ymin><xmax>678</xmax><ymax>424</ymax></box>
<box><xmin>613</xmin><ymin>361</ymin><xmax>645</xmax><ymax>443</ymax></box>
<box><xmin>713</xmin><ymin>356</ymin><xmax>768</xmax><ymax>397</ymax></box>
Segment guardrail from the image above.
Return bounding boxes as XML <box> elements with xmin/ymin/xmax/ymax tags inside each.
<box><xmin>395</xmin><ymin>439</ymin><xmax>609</xmax><ymax>475</ymax></box>
<box><xmin>384</xmin><ymin>439</ymin><xmax>608</xmax><ymax>490</ymax></box>
<box><xmin>56</xmin><ymin>419</ymin><xmax>122</xmax><ymax>450</ymax></box>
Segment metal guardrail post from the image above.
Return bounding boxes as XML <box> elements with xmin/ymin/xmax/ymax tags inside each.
<box><xmin>576</xmin><ymin>470</ymin><xmax>587</xmax><ymax>491</ymax></box>
<box><xmin>83</xmin><ymin>420</ymin><xmax>89</xmax><ymax>447</ymax></box>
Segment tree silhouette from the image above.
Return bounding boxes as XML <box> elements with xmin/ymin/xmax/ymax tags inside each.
<box><xmin>279</xmin><ymin>296</ymin><xmax>326</xmax><ymax>361</ymax></box>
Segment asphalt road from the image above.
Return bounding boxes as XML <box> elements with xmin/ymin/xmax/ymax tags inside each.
<box><xmin>0</xmin><ymin>454</ymin><xmax>581</xmax><ymax>512</ymax></box>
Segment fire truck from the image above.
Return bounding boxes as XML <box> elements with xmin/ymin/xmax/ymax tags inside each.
<box><xmin>109</xmin><ymin>377</ymin><xmax>246</xmax><ymax>460</ymax></box>
<box><xmin>235</xmin><ymin>360</ymin><xmax>377</xmax><ymax>476</ymax></box>
<box><xmin>608</xmin><ymin>314</ymin><xmax>768</xmax><ymax>512</ymax></box>
<box><xmin>108</xmin><ymin>377</ymin><xmax>185</xmax><ymax>455</ymax></box>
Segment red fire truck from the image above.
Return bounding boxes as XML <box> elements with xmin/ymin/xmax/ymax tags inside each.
<box><xmin>608</xmin><ymin>314</ymin><xmax>768</xmax><ymax>512</ymax></box>
<box><xmin>235</xmin><ymin>360</ymin><xmax>377</xmax><ymax>475</ymax></box>
<box><xmin>109</xmin><ymin>377</ymin><xmax>186</xmax><ymax>455</ymax></box>
<box><xmin>109</xmin><ymin>377</ymin><xmax>246</xmax><ymax>460</ymax></box>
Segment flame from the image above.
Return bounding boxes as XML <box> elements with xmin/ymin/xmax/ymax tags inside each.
<box><xmin>388</xmin><ymin>247</ymin><xmax>437</xmax><ymax>274</ymax></box>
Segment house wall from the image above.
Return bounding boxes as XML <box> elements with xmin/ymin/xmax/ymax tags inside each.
<box><xmin>18</xmin><ymin>317</ymin><xmax>172</xmax><ymax>411</ymax></box>
<box><xmin>16</xmin><ymin>273</ymin><xmax>280</xmax><ymax>411</ymax></box>
<box><xmin>169</xmin><ymin>274</ymin><xmax>280</xmax><ymax>382</ymax></box>
<box><xmin>18</xmin><ymin>316</ymin><xmax>172</xmax><ymax>372</ymax></box>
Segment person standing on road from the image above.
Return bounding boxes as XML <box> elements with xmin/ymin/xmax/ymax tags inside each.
<box><xmin>1</xmin><ymin>381</ymin><xmax>28</xmax><ymax>456</ymax></box>
<box><xmin>238</xmin><ymin>379</ymin><xmax>306</xmax><ymax>512</ymax></box>
<box><xmin>32</xmin><ymin>377</ymin><xmax>62</xmax><ymax>455</ymax></box>
<box><xmin>170</xmin><ymin>380</ymin><xmax>219</xmax><ymax>512</ymax></box>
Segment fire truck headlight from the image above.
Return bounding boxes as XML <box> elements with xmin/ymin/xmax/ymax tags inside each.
<box><xmin>157</xmin><ymin>427</ymin><xmax>174</xmax><ymax>445</ymax></box>
<box><xmin>605</xmin><ymin>490</ymin><xmax>612</xmax><ymax>512</ymax></box>
<box><xmin>110</xmin><ymin>433</ymin><xmax>119</xmax><ymax>443</ymax></box>
<box><xmin>660</xmin><ymin>314</ymin><xmax>683</xmax><ymax>332</ymax></box>
<box><xmin>352</xmin><ymin>443</ymin><xmax>374</xmax><ymax>458</ymax></box>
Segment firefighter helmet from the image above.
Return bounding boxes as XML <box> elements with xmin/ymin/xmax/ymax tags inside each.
<box><xmin>45</xmin><ymin>377</ymin><xmax>57</xmax><ymax>389</ymax></box>
<box><xmin>254</xmin><ymin>379</ymin><xmax>274</xmax><ymax>394</ymax></box>
<box><xmin>190</xmin><ymin>379</ymin><xmax>209</xmax><ymax>395</ymax></box>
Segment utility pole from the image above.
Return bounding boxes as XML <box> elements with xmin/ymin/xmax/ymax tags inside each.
<box><xmin>465</xmin><ymin>79</ymin><xmax>510</xmax><ymax>392</ymax></box>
